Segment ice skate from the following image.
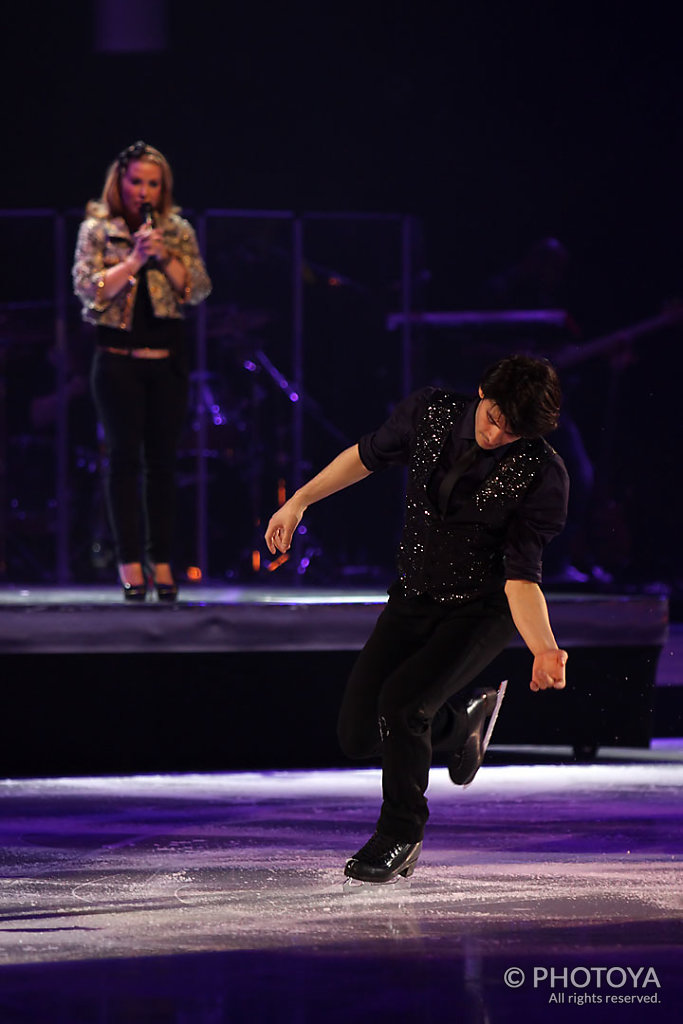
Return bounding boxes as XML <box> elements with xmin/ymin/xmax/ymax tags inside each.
<box><xmin>448</xmin><ymin>679</ymin><xmax>507</xmax><ymax>787</ymax></box>
<box><xmin>343</xmin><ymin>831</ymin><xmax>422</xmax><ymax>884</ymax></box>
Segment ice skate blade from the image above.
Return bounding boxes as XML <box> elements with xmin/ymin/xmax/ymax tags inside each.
<box><xmin>342</xmin><ymin>874</ymin><xmax>413</xmax><ymax>894</ymax></box>
<box><xmin>463</xmin><ymin>679</ymin><xmax>507</xmax><ymax>790</ymax></box>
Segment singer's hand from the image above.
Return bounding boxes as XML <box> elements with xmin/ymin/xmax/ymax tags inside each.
<box><xmin>131</xmin><ymin>226</ymin><xmax>161</xmax><ymax>267</ymax></box>
<box><xmin>137</xmin><ymin>226</ymin><xmax>169</xmax><ymax>264</ymax></box>
<box><xmin>146</xmin><ymin>229</ymin><xmax>169</xmax><ymax>262</ymax></box>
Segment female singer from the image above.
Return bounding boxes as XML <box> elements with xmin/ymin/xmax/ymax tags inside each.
<box><xmin>73</xmin><ymin>140</ymin><xmax>211</xmax><ymax>600</ymax></box>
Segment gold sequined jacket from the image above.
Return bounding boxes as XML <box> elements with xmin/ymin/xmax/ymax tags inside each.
<box><xmin>72</xmin><ymin>208</ymin><xmax>211</xmax><ymax>331</ymax></box>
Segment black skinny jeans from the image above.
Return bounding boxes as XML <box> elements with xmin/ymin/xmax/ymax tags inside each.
<box><xmin>91</xmin><ymin>349</ymin><xmax>188</xmax><ymax>565</ymax></box>
<box><xmin>337</xmin><ymin>588</ymin><xmax>517</xmax><ymax>843</ymax></box>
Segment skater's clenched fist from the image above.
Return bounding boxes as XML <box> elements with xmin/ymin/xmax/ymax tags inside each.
<box><xmin>530</xmin><ymin>648</ymin><xmax>568</xmax><ymax>691</ymax></box>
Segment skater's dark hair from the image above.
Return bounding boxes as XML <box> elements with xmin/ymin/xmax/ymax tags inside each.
<box><xmin>479</xmin><ymin>354</ymin><xmax>561</xmax><ymax>438</ymax></box>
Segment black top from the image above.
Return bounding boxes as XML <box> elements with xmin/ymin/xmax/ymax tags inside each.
<box><xmin>358</xmin><ymin>387</ymin><xmax>569</xmax><ymax>584</ymax></box>
<box><xmin>97</xmin><ymin>268</ymin><xmax>185</xmax><ymax>352</ymax></box>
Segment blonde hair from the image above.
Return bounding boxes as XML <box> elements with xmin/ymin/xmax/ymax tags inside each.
<box><xmin>86</xmin><ymin>141</ymin><xmax>178</xmax><ymax>219</ymax></box>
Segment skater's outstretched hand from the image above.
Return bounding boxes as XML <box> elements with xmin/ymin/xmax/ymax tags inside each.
<box><xmin>265</xmin><ymin>499</ymin><xmax>306</xmax><ymax>554</ymax></box>
<box><xmin>264</xmin><ymin>445</ymin><xmax>372</xmax><ymax>556</ymax></box>
<box><xmin>530</xmin><ymin>648</ymin><xmax>568</xmax><ymax>691</ymax></box>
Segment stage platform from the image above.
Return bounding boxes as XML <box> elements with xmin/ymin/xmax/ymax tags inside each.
<box><xmin>0</xmin><ymin>582</ymin><xmax>671</xmax><ymax>654</ymax></box>
<box><xmin>0</xmin><ymin>584</ymin><xmax>677</xmax><ymax>777</ymax></box>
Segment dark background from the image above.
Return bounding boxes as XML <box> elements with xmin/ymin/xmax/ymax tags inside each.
<box><xmin>5</xmin><ymin>2</ymin><xmax>683</xmax><ymax>326</ymax></box>
<box><xmin>2</xmin><ymin>1</ymin><xmax>682</xmax><ymax>587</ymax></box>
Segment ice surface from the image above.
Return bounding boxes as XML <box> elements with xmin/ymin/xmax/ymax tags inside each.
<box><xmin>0</xmin><ymin>762</ymin><xmax>681</xmax><ymax>1021</ymax></box>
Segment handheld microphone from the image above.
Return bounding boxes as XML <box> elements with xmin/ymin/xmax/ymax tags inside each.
<box><xmin>140</xmin><ymin>202</ymin><xmax>155</xmax><ymax>227</ymax></box>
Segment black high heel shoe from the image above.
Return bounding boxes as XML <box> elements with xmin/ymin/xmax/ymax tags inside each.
<box><xmin>154</xmin><ymin>580</ymin><xmax>178</xmax><ymax>602</ymax></box>
<box><xmin>145</xmin><ymin>563</ymin><xmax>178</xmax><ymax>603</ymax></box>
<box><xmin>119</xmin><ymin>575</ymin><xmax>148</xmax><ymax>602</ymax></box>
<box><xmin>119</xmin><ymin>563</ymin><xmax>148</xmax><ymax>602</ymax></box>
<box><xmin>121</xmin><ymin>581</ymin><xmax>148</xmax><ymax>602</ymax></box>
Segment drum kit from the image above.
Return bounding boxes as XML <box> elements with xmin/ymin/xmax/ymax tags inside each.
<box><xmin>181</xmin><ymin>305</ymin><xmax>273</xmax><ymax>472</ymax></box>
<box><xmin>176</xmin><ymin>304</ymin><xmax>327</xmax><ymax>578</ymax></box>
<box><xmin>177</xmin><ymin>302</ymin><xmax>358</xmax><ymax>579</ymax></box>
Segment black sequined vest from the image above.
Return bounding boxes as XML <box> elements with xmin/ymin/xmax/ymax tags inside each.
<box><xmin>396</xmin><ymin>391</ymin><xmax>553</xmax><ymax>603</ymax></box>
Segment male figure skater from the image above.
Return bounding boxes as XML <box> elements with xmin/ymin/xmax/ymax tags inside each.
<box><xmin>265</xmin><ymin>355</ymin><xmax>569</xmax><ymax>883</ymax></box>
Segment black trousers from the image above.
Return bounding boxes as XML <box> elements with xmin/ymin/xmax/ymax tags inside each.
<box><xmin>337</xmin><ymin>588</ymin><xmax>517</xmax><ymax>843</ymax></box>
<box><xmin>91</xmin><ymin>350</ymin><xmax>188</xmax><ymax>565</ymax></box>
